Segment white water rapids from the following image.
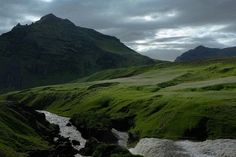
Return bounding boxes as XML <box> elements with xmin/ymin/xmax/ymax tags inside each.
<box><xmin>38</xmin><ymin>111</ymin><xmax>86</xmax><ymax>157</ymax></box>
<box><xmin>39</xmin><ymin>111</ymin><xmax>236</xmax><ymax>157</ymax></box>
<box><xmin>129</xmin><ymin>138</ymin><xmax>236</xmax><ymax>157</ymax></box>
<box><xmin>111</xmin><ymin>128</ymin><xmax>129</xmax><ymax>147</ymax></box>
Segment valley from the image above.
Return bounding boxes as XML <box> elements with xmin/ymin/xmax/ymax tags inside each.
<box><xmin>1</xmin><ymin>58</ymin><xmax>235</xmax><ymax>156</ymax></box>
<box><xmin>0</xmin><ymin>8</ymin><xmax>235</xmax><ymax>157</ymax></box>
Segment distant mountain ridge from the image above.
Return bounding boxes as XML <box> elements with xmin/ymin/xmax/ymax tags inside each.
<box><xmin>0</xmin><ymin>14</ymin><xmax>153</xmax><ymax>90</ymax></box>
<box><xmin>175</xmin><ymin>46</ymin><xmax>236</xmax><ymax>62</ymax></box>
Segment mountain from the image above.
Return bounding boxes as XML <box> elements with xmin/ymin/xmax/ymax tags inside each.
<box><xmin>0</xmin><ymin>14</ymin><xmax>153</xmax><ymax>91</ymax></box>
<box><xmin>175</xmin><ymin>46</ymin><xmax>236</xmax><ymax>62</ymax></box>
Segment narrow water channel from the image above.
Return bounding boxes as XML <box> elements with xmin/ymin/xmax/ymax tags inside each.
<box><xmin>39</xmin><ymin>111</ymin><xmax>236</xmax><ymax>157</ymax></box>
<box><xmin>38</xmin><ymin>111</ymin><xmax>86</xmax><ymax>157</ymax></box>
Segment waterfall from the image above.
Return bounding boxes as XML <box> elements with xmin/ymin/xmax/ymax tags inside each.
<box><xmin>38</xmin><ymin>111</ymin><xmax>236</xmax><ymax>157</ymax></box>
<box><xmin>38</xmin><ymin>111</ymin><xmax>87</xmax><ymax>157</ymax></box>
<box><xmin>111</xmin><ymin>128</ymin><xmax>129</xmax><ymax>147</ymax></box>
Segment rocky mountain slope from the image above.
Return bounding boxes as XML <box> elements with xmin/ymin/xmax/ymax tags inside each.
<box><xmin>175</xmin><ymin>46</ymin><xmax>236</xmax><ymax>62</ymax></box>
<box><xmin>0</xmin><ymin>14</ymin><xmax>153</xmax><ymax>91</ymax></box>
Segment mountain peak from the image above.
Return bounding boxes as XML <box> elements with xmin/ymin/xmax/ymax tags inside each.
<box><xmin>195</xmin><ymin>45</ymin><xmax>207</xmax><ymax>49</ymax></box>
<box><xmin>35</xmin><ymin>13</ymin><xmax>75</xmax><ymax>28</ymax></box>
<box><xmin>0</xmin><ymin>14</ymin><xmax>153</xmax><ymax>90</ymax></box>
<box><xmin>175</xmin><ymin>45</ymin><xmax>236</xmax><ymax>62</ymax></box>
<box><xmin>45</xmin><ymin>13</ymin><xmax>56</xmax><ymax>17</ymax></box>
<box><xmin>40</xmin><ymin>13</ymin><xmax>58</xmax><ymax>20</ymax></box>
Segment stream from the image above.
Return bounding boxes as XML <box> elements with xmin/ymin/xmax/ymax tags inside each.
<box><xmin>38</xmin><ymin>111</ymin><xmax>87</xmax><ymax>157</ymax></box>
<box><xmin>39</xmin><ymin>111</ymin><xmax>236</xmax><ymax>157</ymax></box>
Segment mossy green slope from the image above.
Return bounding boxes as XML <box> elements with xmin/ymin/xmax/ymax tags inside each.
<box><xmin>0</xmin><ymin>101</ymin><xmax>56</xmax><ymax>157</ymax></box>
<box><xmin>3</xmin><ymin>58</ymin><xmax>236</xmax><ymax>141</ymax></box>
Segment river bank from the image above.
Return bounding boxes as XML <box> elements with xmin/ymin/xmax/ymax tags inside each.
<box><xmin>39</xmin><ymin>110</ymin><xmax>236</xmax><ymax>157</ymax></box>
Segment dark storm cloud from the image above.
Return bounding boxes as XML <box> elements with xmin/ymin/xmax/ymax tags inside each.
<box><xmin>0</xmin><ymin>0</ymin><xmax>236</xmax><ymax>61</ymax></box>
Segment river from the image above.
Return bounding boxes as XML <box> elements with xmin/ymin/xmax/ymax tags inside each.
<box><xmin>129</xmin><ymin>138</ymin><xmax>236</xmax><ymax>157</ymax></box>
<box><xmin>39</xmin><ymin>111</ymin><xmax>236</xmax><ymax>157</ymax></box>
<box><xmin>38</xmin><ymin>111</ymin><xmax>86</xmax><ymax>157</ymax></box>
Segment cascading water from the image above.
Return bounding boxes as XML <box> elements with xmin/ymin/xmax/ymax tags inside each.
<box><xmin>129</xmin><ymin>138</ymin><xmax>236</xmax><ymax>157</ymax></box>
<box><xmin>38</xmin><ymin>111</ymin><xmax>236</xmax><ymax>157</ymax></box>
<box><xmin>38</xmin><ymin>111</ymin><xmax>86</xmax><ymax>157</ymax></box>
<box><xmin>111</xmin><ymin>128</ymin><xmax>129</xmax><ymax>147</ymax></box>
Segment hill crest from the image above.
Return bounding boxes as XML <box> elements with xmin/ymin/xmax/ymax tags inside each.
<box><xmin>175</xmin><ymin>46</ymin><xmax>236</xmax><ymax>62</ymax></box>
<box><xmin>0</xmin><ymin>14</ymin><xmax>153</xmax><ymax>90</ymax></box>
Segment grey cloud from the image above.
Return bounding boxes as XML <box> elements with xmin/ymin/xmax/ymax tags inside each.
<box><xmin>143</xmin><ymin>49</ymin><xmax>183</xmax><ymax>61</ymax></box>
<box><xmin>0</xmin><ymin>0</ymin><xmax>236</xmax><ymax>61</ymax></box>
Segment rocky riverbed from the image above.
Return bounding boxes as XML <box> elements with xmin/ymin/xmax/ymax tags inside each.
<box><xmin>38</xmin><ymin>111</ymin><xmax>87</xmax><ymax>157</ymax></box>
<box><xmin>39</xmin><ymin>111</ymin><xmax>236</xmax><ymax>157</ymax></box>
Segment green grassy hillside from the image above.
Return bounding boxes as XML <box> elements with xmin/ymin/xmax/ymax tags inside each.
<box><xmin>2</xmin><ymin>58</ymin><xmax>236</xmax><ymax>142</ymax></box>
<box><xmin>0</xmin><ymin>101</ymin><xmax>57</xmax><ymax>157</ymax></box>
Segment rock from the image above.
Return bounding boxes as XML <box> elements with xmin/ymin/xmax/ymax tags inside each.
<box><xmin>66</xmin><ymin>122</ymin><xmax>72</xmax><ymax>126</ymax></box>
<box><xmin>72</xmin><ymin>140</ymin><xmax>80</xmax><ymax>146</ymax></box>
<box><xmin>111</xmin><ymin>114</ymin><xmax>136</xmax><ymax>131</ymax></box>
<box><xmin>79</xmin><ymin>138</ymin><xmax>100</xmax><ymax>156</ymax></box>
<box><xmin>29</xmin><ymin>137</ymin><xmax>79</xmax><ymax>157</ymax></box>
<box><xmin>29</xmin><ymin>150</ymin><xmax>49</xmax><ymax>157</ymax></box>
<box><xmin>50</xmin><ymin>137</ymin><xmax>79</xmax><ymax>157</ymax></box>
<box><xmin>55</xmin><ymin>136</ymin><xmax>70</xmax><ymax>144</ymax></box>
<box><xmin>70</xmin><ymin>112</ymin><xmax>118</xmax><ymax>144</ymax></box>
<box><xmin>92</xmin><ymin>144</ymin><xmax>142</xmax><ymax>157</ymax></box>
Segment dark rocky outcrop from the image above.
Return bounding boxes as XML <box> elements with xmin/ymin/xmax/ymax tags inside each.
<box><xmin>4</xmin><ymin>101</ymin><xmax>59</xmax><ymax>142</ymax></box>
<box><xmin>0</xmin><ymin>101</ymin><xmax>79</xmax><ymax>157</ymax></box>
<box><xmin>111</xmin><ymin>115</ymin><xmax>136</xmax><ymax>132</ymax></box>
<box><xmin>184</xmin><ymin>117</ymin><xmax>209</xmax><ymax>141</ymax></box>
<box><xmin>79</xmin><ymin>138</ymin><xmax>100</xmax><ymax>156</ymax></box>
<box><xmin>92</xmin><ymin>144</ymin><xmax>142</xmax><ymax>157</ymax></box>
<box><xmin>79</xmin><ymin>138</ymin><xmax>142</xmax><ymax>157</ymax></box>
<box><xmin>72</xmin><ymin>140</ymin><xmax>80</xmax><ymax>146</ymax></box>
<box><xmin>29</xmin><ymin>137</ymin><xmax>78</xmax><ymax>157</ymax></box>
<box><xmin>70</xmin><ymin>112</ymin><xmax>118</xmax><ymax>144</ymax></box>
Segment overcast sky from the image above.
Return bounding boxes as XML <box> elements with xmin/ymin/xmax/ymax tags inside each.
<box><xmin>0</xmin><ymin>0</ymin><xmax>236</xmax><ymax>61</ymax></box>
